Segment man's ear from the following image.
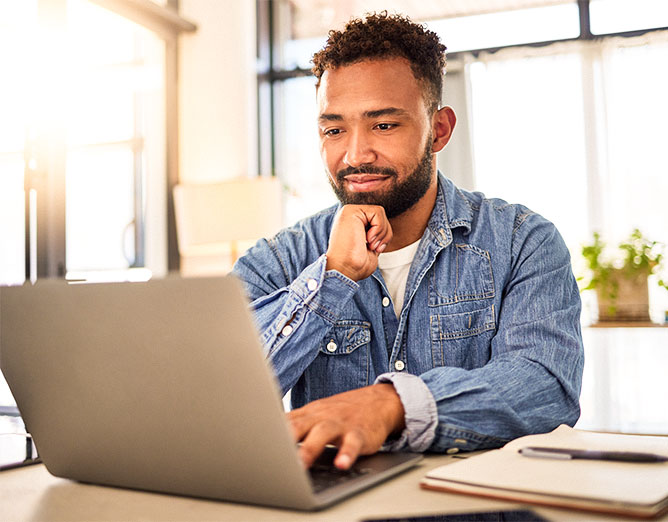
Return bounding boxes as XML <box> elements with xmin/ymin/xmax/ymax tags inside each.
<box><xmin>431</xmin><ymin>106</ymin><xmax>457</xmax><ymax>153</ymax></box>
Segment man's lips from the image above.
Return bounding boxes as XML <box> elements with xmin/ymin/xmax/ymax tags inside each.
<box><xmin>343</xmin><ymin>174</ymin><xmax>391</xmax><ymax>192</ymax></box>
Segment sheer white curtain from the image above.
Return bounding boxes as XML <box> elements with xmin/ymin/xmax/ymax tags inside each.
<box><xmin>461</xmin><ymin>33</ymin><xmax>668</xmax><ymax>320</ymax></box>
<box><xmin>599</xmin><ymin>34</ymin><xmax>668</xmax><ymax>245</ymax></box>
<box><xmin>465</xmin><ymin>44</ymin><xmax>590</xmax><ymax>253</ymax></box>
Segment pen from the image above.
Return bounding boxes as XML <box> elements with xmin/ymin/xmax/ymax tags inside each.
<box><xmin>519</xmin><ymin>447</ymin><xmax>668</xmax><ymax>463</ymax></box>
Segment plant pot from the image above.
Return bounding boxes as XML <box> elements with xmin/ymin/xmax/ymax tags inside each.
<box><xmin>596</xmin><ymin>268</ymin><xmax>650</xmax><ymax>322</ymax></box>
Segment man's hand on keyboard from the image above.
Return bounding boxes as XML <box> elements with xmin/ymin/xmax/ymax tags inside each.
<box><xmin>288</xmin><ymin>383</ymin><xmax>405</xmax><ymax>470</ymax></box>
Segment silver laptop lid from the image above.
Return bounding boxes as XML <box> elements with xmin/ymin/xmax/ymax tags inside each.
<box><xmin>0</xmin><ymin>276</ymin><xmax>317</xmax><ymax>509</ymax></box>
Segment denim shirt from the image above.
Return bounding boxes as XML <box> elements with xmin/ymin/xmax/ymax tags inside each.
<box><xmin>233</xmin><ymin>173</ymin><xmax>584</xmax><ymax>453</ymax></box>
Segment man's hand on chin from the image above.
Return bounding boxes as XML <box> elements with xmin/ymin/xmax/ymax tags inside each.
<box><xmin>287</xmin><ymin>383</ymin><xmax>406</xmax><ymax>470</ymax></box>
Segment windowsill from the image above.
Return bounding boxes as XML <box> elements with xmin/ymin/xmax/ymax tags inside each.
<box><xmin>587</xmin><ymin>321</ymin><xmax>668</xmax><ymax>328</ymax></box>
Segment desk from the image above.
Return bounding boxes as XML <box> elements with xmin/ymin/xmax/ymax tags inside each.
<box><xmin>1</xmin><ymin>456</ymin><xmax>666</xmax><ymax>522</ymax></box>
<box><xmin>2</xmin><ymin>328</ymin><xmax>666</xmax><ymax>520</ymax></box>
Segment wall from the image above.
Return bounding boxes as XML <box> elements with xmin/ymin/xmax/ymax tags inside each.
<box><xmin>178</xmin><ymin>0</ymin><xmax>257</xmax><ymax>184</ymax></box>
<box><xmin>175</xmin><ymin>1</ymin><xmax>258</xmax><ymax>274</ymax></box>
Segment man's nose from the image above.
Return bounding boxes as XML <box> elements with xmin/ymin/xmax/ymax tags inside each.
<box><xmin>343</xmin><ymin>129</ymin><xmax>376</xmax><ymax>168</ymax></box>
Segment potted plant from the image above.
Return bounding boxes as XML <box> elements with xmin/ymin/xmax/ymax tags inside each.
<box><xmin>580</xmin><ymin>229</ymin><xmax>667</xmax><ymax>323</ymax></box>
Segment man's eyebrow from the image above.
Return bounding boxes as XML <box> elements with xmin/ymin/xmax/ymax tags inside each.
<box><xmin>318</xmin><ymin>107</ymin><xmax>409</xmax><ymax>123</ymax></box>
<box><xmin>364</xmin><ymin>107</ymin><xmax>408</xmax><ymax>118</ymax></box>
<box><xmin>318</xmin><ymin>113</ymin><xmax>343</xmax><ymax>122</ymax></box>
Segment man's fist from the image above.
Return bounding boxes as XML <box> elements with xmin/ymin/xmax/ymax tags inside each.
<box><xmin>326</xmin><ymin>205</ymin><xmax>393</xmax><ymax>281</ymax></box>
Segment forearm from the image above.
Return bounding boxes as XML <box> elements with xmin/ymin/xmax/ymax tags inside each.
<box><xmin>423</xmin><ymin>325</ymin><xmax>583</xmax><ymax>452</ymax></box>
<box><xmin>377</xmin><ymin>305</ymin><xmax>583</xmax><ymax>454</ymax></box>
<box><xmin>237</xmin><ymin>254</ymin><xmax>360</xmax><ymax>394</ymax></box>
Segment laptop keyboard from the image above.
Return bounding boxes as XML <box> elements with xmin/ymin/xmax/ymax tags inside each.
<box><xmin>308</xmin><ymin>448</ymin><xmax>373</xmax><ymax>493</ymax></box>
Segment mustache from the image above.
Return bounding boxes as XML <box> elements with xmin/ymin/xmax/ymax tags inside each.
<box><xmin>335</xmin><ymin>165</ymin><xmax>398</xmax><ymax>183</ymax></box>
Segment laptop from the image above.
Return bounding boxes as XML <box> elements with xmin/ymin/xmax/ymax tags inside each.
<box><xmin>0</xmin><ymin>276</ymin><xmax>421</xmax><ymax>510</ymax></box>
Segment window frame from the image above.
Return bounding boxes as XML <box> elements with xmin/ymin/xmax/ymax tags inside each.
<box><xmin>23</xmin><ymin>0</ymin><xmax>196</xmax><ymax>281</ymax></box>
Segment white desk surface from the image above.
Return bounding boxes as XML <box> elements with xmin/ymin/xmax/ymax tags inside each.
<box><xmin>2</xmin><ymin>454</ymin><xmax>665</xmax><ymax>522</ymax></box>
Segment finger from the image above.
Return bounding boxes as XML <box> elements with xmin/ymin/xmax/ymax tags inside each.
<box><xmin>372</xmin><ymin>223</ymin><xmax>392</xmax><ymax>253</ymax></box>
<box><xmin>366</xmin><ymin>222</ymin><xmax>391</xmax><ymax>252</ymax></box>
<box><xmin>366</xmin><ymin>227</ymin><xmax>382</xmax><ymax>249</ymax></box>
<box><xmin>298</xmin><ymin>420</ymin><xmax>341</xmax><ymax>469</ymax></box>
<box><xmin>334</xmin><ymin>429</ymin><xmax>364</xmax><ymax>470</ymax></box>
<box><xmin>287</xmin><ymin>410</ymin><xmax>313</xmax><ymax>442</ymax></box>
<box><xmin>371</xmin><ymin>229</ymin><xmax>392</xmax><ymax>253</ymax></box>
<box><xmin>364</xmin><ymin>207</ymin><xmax>388</xmax><ymax>239</ymax></box>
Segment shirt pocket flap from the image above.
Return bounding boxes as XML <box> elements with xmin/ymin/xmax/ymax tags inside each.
<box><xmin>319</xmin><ymin>321</ymin><xmax>371</xmax><ymax>355</ymax></box>
<box><xmin>431</xmin><ymin>305</ymin><xmax>496</xmax><ymax>341</ymax></box>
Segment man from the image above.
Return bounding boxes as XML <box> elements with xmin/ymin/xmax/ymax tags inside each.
<box><xmin>233</xmin><ymin>12</ymin><xmax>583</xmax><ymax>471</ymax></box>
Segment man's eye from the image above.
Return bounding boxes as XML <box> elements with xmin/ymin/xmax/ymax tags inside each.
<box><xmin>376</xmin><ymin>123</ymin><xmax>396</xmax><ymax>131</ymax></box>
<box><xmin>324</xmin><ymin>128</ymin><xmax>342</xmax><ymax>137</ymax></box>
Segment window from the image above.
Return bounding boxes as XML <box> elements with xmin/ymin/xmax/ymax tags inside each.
<box><xmin>467</xmin><ymin>36</ymin><xmax>668</xmax><ymax>321</ymax></box>
<box><xmin>0</xmin><ymin>1</ymin><xmax>36</xmax><ymax>286</ymax></box>
<box><xmin>0</xmin><ymin>0</ymin><xmax>194</xmax><ymax>412</ymax></box>
<box><xmin>597</xmin><ymin>37</ymin><xmax>668</xmax><ymax>244</ymax></box>
<box><xmin>467</xmin><ymin>50</ymin><xmax>590</xmax><ymax>250</ymax></box>
<box><xmin>0</xmin><ymin>0</ymin><xmax>196</xmax><ymax>287</ymax></box>
<box><xmin>428</xmin><ymin>3</ymin><xmax>580</xmax><ymax>53</ymax></box>
<box><xmin>274</xmin><ymin>77</ymin><xmax>336</xmax><ymax>225</ymax></box>
<box><xmin>590</xmin><ymin>0</ymin><xmax>668</xmax><ymax>34</ymax></box>
<box><xmin>65</xmin><ymin>0</ymin><xmax>166</xmax><ymax>275</ymax></box>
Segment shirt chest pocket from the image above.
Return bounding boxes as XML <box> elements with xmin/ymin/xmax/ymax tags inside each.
<box><xmin>296</xmin><ymin>321</ymin><xmax>371</xmax><ymax>403</ymax></box>
<box><xmin>429</xmin><ymin>243</ymin><xmax>495</xmax><ymax>305</ymax></box>
<box><xmin>430</xmin><ymin>305</ymin><xmax>496</xmax><ymax>369</ymax></box>
<box><xmin>319</xmin><ymin>321</ymin><xmax>371</xmax><ymax>355</ymax></box>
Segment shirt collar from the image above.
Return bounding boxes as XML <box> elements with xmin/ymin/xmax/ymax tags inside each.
<box><xmin>426</xmin><ymin>172</ymin><xmax>473</xmax><ymax>247</ymax></box>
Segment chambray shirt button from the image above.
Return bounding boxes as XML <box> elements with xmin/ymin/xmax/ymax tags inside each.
<box><xmin>447</xmin><ymin>447</ymin><xmax>460</xmax><ymax>455</ymax></box>
<box><xmin>326</xmin><ymin>341</ymin><xmax>337</xmax><ymax>352</ymax></box>
<box><xmin>394</xmin><ymin>360</ymin><xmax>405</xmax><ymax>371</ymax></box>
<box><xmin>382</xmin><ymin>296</ymin><xmax>390</xmax><ymax>307</ymax></box>
<box><xmin>307</xmin><ymin>278</ymin><xmax>318</xmax><ymax>291</ymax></box>
<box><xmin>281</xmin><ymin>325</ymin><xmax>293</xmax><ymax>336</ymax></box>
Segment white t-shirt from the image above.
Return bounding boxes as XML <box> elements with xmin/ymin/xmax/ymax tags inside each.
<box><xmin>378</xmin><ymin>239</ymin><xmax>421</xmax><ymax>317</ymax></box>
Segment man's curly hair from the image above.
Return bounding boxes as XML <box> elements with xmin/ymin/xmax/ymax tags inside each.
<box><xmin>312</xmin><ymin>12</ymin><xmax>447</xmax><ymax>113</ymax></box>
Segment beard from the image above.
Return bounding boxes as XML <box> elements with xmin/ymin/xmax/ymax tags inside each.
<box><xmin>328</xmin><ymin>138</ymin><xmax>434</xmax><ymax>219</ymax></box>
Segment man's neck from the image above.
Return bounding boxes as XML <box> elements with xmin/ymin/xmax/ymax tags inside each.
<box><xmin>385</xmin><ymin>175</ymin><xmax>438</xmax><ymax>252</ymax></box>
